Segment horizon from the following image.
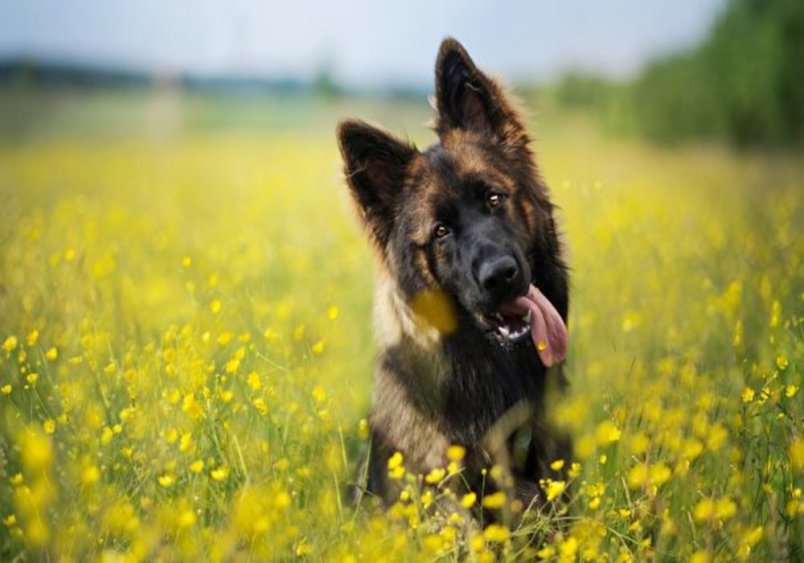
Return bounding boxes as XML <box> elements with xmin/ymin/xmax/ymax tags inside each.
<box><xmin>1</xmin><ymin>0</ymin><xmax>726</xmax><ymax>89</ymax></box>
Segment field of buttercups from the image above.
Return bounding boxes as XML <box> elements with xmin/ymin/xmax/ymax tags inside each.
<box><xmin>0</xmin><ymin>112</ymin><xmax>801</xmax><ymax>561</ymax></box>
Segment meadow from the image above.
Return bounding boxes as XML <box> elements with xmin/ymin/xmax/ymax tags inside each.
<box><xmin>0</xmin><ymin>91</ymin><xmax>801</xmax><ymax>561</ymax></box>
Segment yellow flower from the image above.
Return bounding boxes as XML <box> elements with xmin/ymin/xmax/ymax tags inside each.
<box><xmin>738</xmin><ymin>525</ymin><xmax>763</xmax><ymax>558</ymax></box>
<box><xmin>422</xmin><ymin>534</ymin><xmax>443</xmax><ymax>553</ymax></box>
<box><xmin>176</xmin><ymin>509</ymin><xmax>196</xmax><ymax>529</ymax></box>
<box><xmin>785</xmin><ymin>385</ymin><xmax>799</xmax><ymax>398</ymax></box>
<box><xmin>550</xmin><ymin>459</ymin><xmax>565</xmax><ymax>471</ymax></box>
<box><xmin>158</xmin><ymin>474</ymin><xmax>175</xmax><ymax>488</ymax></box>
<box><xmin>312</xmin><ymin>385</ymin><xmax>327</xmax><ymax>403</ymax></box>
<box><xmin>45</xmin><ymin>347</ymin><xmax>58</xmax><ymax>361</ymax></box>
<box><xmin>182</xmin><ymin>394</ymin><xmax>204</xmax><ymax>419</ymax></box>
<box><xmin>190</xmin><ymin>460</ymin><xmax>204</xmax><ymax>474</ymax></box>
<box><xmin>211</xmin><ymin>466</ymin><xmax>229</xmax><ymax>481</ymax></box>
<box><xmin>483</xmin><ymin>524</ymin><xmax>510</xmax><ymax>543</ymax></box>
<box><xmin>246</xmin><ymin>372</ymin><xmax>261</xmax><ymax>390</ymax></box>
<box><xmin>253</xmin><ymin>397</ymin><xmax>268</xmax><ymax>415</ymax></box>
<box><xmin>2</xmin><ymin>336</ymin><xmax>18</xmax><ymax>352</ymax></box>
<box><xmin>776</xmin><ymin>355</ymin><xmax>788</xmax><ymax>370</ymax></box>
<box><xmin>714</xmin><ymin>497</ymin><xmax>736</xmax><ymax>520</ymax></box>
<box><xmin>447</xmin><ymin>444</ymin><xmax>466</xmax><ymax>462</ymax></box>
<box><xmin>26</xmin><ymin>373</ymin><xmax>38</xmax><ymax>385</ymax></box>
<box><xmin>388</xmin><ymin>451</ymin><xmax>403</xmax><ymax>470</ymax></box>
<box><xmin>460</xmin><ymin>492</ymin><xmax>477</xmax><ymax>508</ymax></box>
<box><xmin>741</xmin><ymin>387</ymin><xmax>755</xmax><ymax>402</ymax></box>
<box><xmin>706</xmin><ymin>424</ymin><xmax>728</xmax><ymax>451</ymax></box>
<box><xmin>42</xmin><ymin>419</ymin><xmax>56</xmax><ymax>435</ymax></box>
<box><xmin>544</xmin><ymin>479</ymin><xmax>567</xmax><ymax>501</ymax></box>
<box><xmin>627</xmin><ymin>463</ymin><xmax>648</xmax><ymax>489</ymax></box>
<box><xmin>82</xmin><ymin>465</ymin><xmax>100</xmax><ymax>485</ymax></box>
<box><xmin>1</xmin><ymin>384</ymin><xmax>11</xmax><ymax>395</ymax></box>
<box><xmin>209</xmin><ymin>299</ymin><xmax>222</xmax><ymax>314</ymax></box>
<box><xmin>411</xmin><ymin>289</ymin><xmax>457</xmax><ymax>334</ymax></box>
<box><xmin>481</xmin><ymin>491</ymin><xmax>506</xmax><ymax>509</ymax></box>
<box><xmin>649</xmin><ymin>463</ymin><xmax>672</xmax><ymax>487</ymax></box>
<box><xmin>424</xmin><ymin>467</ymin><xmax>446</xmax><ymax>484</ymax></box>
<box><xmin>327</xmin><ymin>305</ymin><xmax>339</xmax><ymax>320</ymax></box>
<box><xmin>595</xmin><ymin>420</ymin><xmax>621</xmax><ymax>445</ymax></box>
<box><xmin>26</xmin><ymin>330</ymin><xmax>39</xmax><ymax>346</ymax></box>
<box><xmin>19</xmin><ymin>430</ymin><xmax>52</xmax><ymax>472</ymax></box>
<box><xmin>536</xmin><ymin>545</ymin><xmax>555</xmax><ymax>559</ymax></box>
<box><xmin>224</xmin><ymin>357</ymin><xmax>240</xmax><ymax>374</ymax></box>
<box><xmin>179</xmin><ymin>432</ymin><xmax>193</xmax><ymax>453</ymax></box>
<box><xmin>693</xmin><ymin>498</ymin><xmax>714</xmax><ymax>522</ymax></box>
<box><xmin>559</xmin><ymin>536</ymin><xmax>578</xmax><ymax>558</ymax></box>
<box><xmin>311</xmin><ymin>340</ymin><xmax>325</xmax><ymax>355</ymax></box>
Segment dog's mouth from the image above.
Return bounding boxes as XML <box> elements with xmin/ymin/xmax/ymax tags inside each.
<box><xmin>478</xmin><ymin>284</ymin><xmax>568</xmax><ymax>367</ymax></box>
<box><xmin>481</xmin><ymin>310</ymin><xmax>532</xmax><ymax>343</ymax></box>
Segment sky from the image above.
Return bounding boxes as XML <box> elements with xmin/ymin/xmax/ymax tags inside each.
<box><xmin>0</xmin><ymin>0</ymin><xmax>726</xmax><ymax>88</ymax></box>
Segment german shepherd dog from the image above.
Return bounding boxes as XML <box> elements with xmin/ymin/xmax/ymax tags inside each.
<box><xmin>337</xmin><ymin>38</ymin><xmax>571</xmax><ymax>514</ymax></box>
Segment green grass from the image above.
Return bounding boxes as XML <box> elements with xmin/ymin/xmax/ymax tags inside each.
<box><xmin>0</xmin><ymin>91</ymin><xmax>801</xmax><ymax>561</ymax></box>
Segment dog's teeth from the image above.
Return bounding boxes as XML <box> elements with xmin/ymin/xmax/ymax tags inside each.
<box><xmin>498</xmin><ymin>325</ymin><xmax>510</xmax><ymax>338</ymax></box>
<box><xmin>523</xmin><ymin>310</ymin><xmax>532</xmax><ymax>323</ymax></box>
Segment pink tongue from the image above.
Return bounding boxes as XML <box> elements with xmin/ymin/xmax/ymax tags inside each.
<box><xmin>499</xmin><ymin>284</ymin><xmax>568</xmax><ymax>367</ymax></box>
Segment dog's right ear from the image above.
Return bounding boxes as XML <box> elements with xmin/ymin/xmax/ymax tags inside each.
<box><xmin>434</xmin><ymin>38</ymin><xmax>528</xmax><ymax>148</ymax></box>
<box><xmin>337</xmin><ymin>119</ymin><xmax>416</xmax><ymax>246</ymax></box>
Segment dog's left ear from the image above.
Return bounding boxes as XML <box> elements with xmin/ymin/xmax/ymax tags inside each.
<box><xmin>337</xmin><ymin>119</ymin><xmax>416</xmax><ymax>247</ymax></box>
<box><xmin>435</xmin><ymin>38</ymin><xmax>527</xmax><ymax>145</ymax></box>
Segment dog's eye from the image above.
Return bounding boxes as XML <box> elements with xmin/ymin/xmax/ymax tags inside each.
<box><xmin>487</xmin><ymin>192</ymin><xmax>505</xmax><ymax>208</ymax></box>
<box><xmin>434</xmin><ymin>224</ymin><xmax>450</xmax><ymax>239</ymax></box>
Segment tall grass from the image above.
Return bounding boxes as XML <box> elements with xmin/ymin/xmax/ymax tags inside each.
<box><xmin>0</xmin><ymin>106</ymin><xmax>801</xmax><ymax>560</ymax></box>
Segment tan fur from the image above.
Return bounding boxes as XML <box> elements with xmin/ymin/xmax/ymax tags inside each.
<box><xmin>338</xmin><ymin>38</ymin><xmax>572</xmax><ymax>514</ymax></box>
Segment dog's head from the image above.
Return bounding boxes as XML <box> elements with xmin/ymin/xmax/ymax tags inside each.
<box><xmin>338</xmin><ymin>39</ymin><xmax>566</xmax><ymax>363</ymax></box>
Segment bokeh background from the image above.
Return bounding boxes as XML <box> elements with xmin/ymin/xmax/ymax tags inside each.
<box><xmin>2</xmin><ymin>0</ymin><xmax>803</xmax><ymax>145</ymax></box>
<box><xmin>0</xmin><ymin>1</ymin><xmax>802</xmax><ymax>561</ymax></box>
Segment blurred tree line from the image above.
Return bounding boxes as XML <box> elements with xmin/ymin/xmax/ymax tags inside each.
<box><xmin>551</xmin><ymin>0</ymin><xmax>804</xmax><ymax>147</ymax></box>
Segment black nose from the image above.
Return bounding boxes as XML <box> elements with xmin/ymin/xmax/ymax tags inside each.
<box><xmin>478</xmin><ymin>256</ymin><xmax>519</xmax><ymax>295</ymax></box>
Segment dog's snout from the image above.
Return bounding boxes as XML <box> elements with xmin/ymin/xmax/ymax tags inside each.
<box><xmin>478</xmin><ymin>256</ymin><xmax>519</xmax><ymax>295</ymax></box>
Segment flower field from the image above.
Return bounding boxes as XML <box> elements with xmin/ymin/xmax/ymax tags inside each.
<box><xmin>0</xmin><ymin>102</ymin><xmax>801</xmax><ymax>561</ymax></box>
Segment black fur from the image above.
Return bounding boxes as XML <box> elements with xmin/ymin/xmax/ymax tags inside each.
<box><xmin>338</xmin><ymin>38</ymin><xmax>571</xmax><ymax>517</ymax></box>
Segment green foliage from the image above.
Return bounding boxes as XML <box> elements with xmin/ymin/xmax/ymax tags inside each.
<box><xmin>552</xmin><ymin>0</ymin><xmax>804</xmax><ymax>147</ymax></box>
<box><xmin>636</xmin><ymin>0</ymin><xmax>804</xmax><ymax>146</ymax></box>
